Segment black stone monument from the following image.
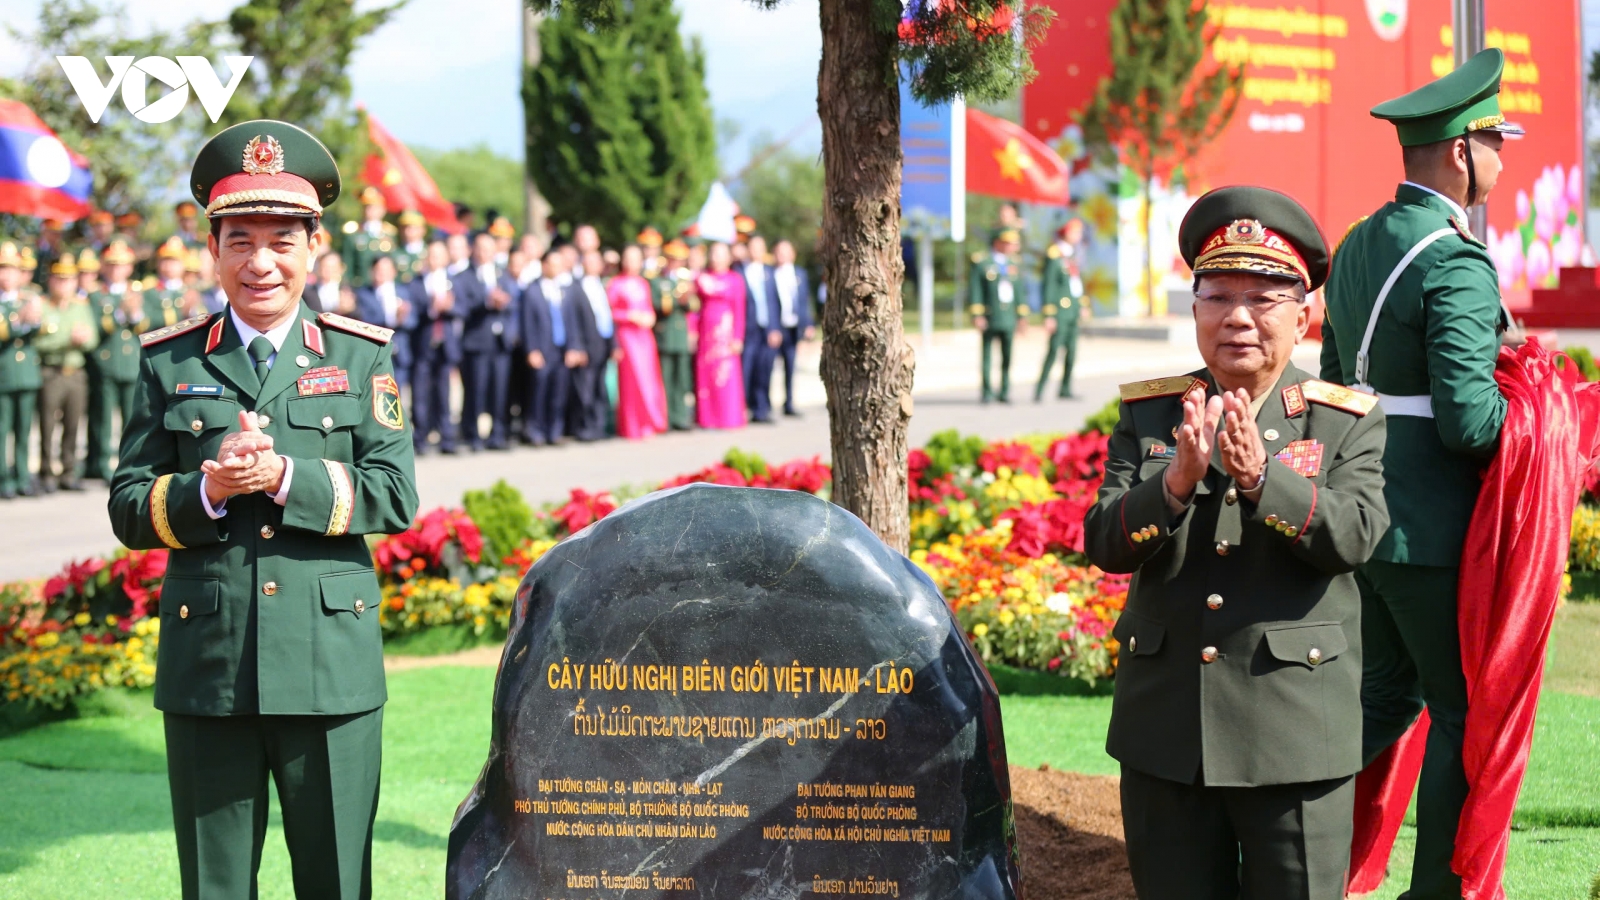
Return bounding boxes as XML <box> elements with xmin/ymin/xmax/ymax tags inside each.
<box><xmin>447</xmin><ymin>483</ymin><xmax>1020</xmax><ymax>899</ymax></box>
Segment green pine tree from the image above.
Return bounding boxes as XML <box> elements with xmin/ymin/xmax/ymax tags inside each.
<box><xmin>524</xmin><ymin>0</ymin><xmax>714</xmax><ymax>246</ymax></box>
<box><xmin>1078</xmin><ymin>0</ymin><xmax>1243</xmax><ymax>315</ymax></box>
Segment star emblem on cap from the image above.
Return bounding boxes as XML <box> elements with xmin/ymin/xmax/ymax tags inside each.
<box><xmin>241</xmin><ymin>135</ymin><xmax>286</xmax><ymax>176</ymax></box>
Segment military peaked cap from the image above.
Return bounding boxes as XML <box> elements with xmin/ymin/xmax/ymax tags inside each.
<box><xmin>1371</xmin><ymin>48</ymin><xmax>1526</xmax><ymax>147</ymax></box>
<box><xmin>191</xmin><ymin>120</ymin><xmax>340</xmax><ymax>218</ymax></box>
<box><xmin>1179</xmin><ymin>185</ymin><xmax>1330</xmax><ymax>291</ymax></box>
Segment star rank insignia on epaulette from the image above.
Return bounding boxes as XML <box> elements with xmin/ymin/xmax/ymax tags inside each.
<box><xmin>1119</xmin><ymin>376</ymin><xmax>1206</xmax><ymax>403</ymax></box>
<box><xmin>318</xmin><ymin>311</ymin><xmax>393</xmax><ymax>344</ymax></box>
<box><xmin>1300</xmin><ymin>379</ymin><xmax>1379</xmax><ymax>416</ymax></box>
<box><xmin>1450</xmin><ymin>216</ymin><xmax>1483</xmax><ymax>246</ymax></box>
<box><xmin>138</xmin><ymin>313</ymin><xmax>211</xmax><ymax>348</ymax></box>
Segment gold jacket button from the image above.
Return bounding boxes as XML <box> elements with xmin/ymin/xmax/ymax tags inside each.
<box><xmin>354</xmin><ymin>599</ymin><xmax>366</xmax><ymax>614</ymax></box>
<box><xmin>1225</xmin><ymin>487</ymin><xmax>1238</xmax><ymax>506</ymax></box>
<box><xmin>262</xmin><ymin>581</ymin><xmax>278</xmax><ymax>596</ymax></box>
<box><xmin>1307</xmin><ymin>647</ymin><xmax>1323</xmax><ymax>666</ymax></box>
<box><xmin>1201</xmin><ymin>646</ymin><xmax>1219</xmax><ymax>664</ymax></box>
<box><xmin>260</xmin><ymin>525</ymin><xmax>275</xmax><ymax>539</ymax></box>
<box><xmin>1206</xmin><ymin>593</ymin><xmax>1223</xmax><ymax>610</ymax></box>
<box><xmin>1285</xmin><ymin>526</ymin><xmax>1299</xmax><ymax>537</ymax></box>
<box><xmin>179</xmin><ymin>605</ymin><xmax>189</xmax><ymax>619</ymax></box>
<box><xmin>321</xmin><ymin>415</ymin><xmax>334</xmax><ymax>429</ymax></box>
<box><xmin>1127</xmin><ymin>636</ymin><xmax>1137</xmax><ymax>653</ymax></box>
<box><xmin>257</xmin><ymin>414</ymin><xmax>271</xmax><ymax>427</ymax></box>
<box><xmin>190</xmin><ymin>419</ymin><xmax>204</xmax><ymax>432</ymax></box>
<box><xmin>1132</xmin><ymin>531</ymin><xmax>1145</xmax><ymax>544</ymax></box>
<box><xmin>1265</xmin><ymin>514</ymin><xmax>1280</xmax><ymax>527</ymax></box>
<box><xmin>1215</xmin><ymin>540</ymin><xmax>1230</xmax><ymax>556</ymax></box>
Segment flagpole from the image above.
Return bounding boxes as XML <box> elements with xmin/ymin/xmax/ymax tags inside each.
<box><xmin>523</xmin><ymin>5</ymin><xmax>552</xmax><ymax>243</ymax></box>
<box><xmin>1453</xmin><ymin>0</ymin><xmax>1487</xmax><ymax>240</ymax></box>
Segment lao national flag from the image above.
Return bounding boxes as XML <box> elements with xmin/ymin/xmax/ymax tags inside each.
<box><xmin>0</xmin><ymin>99</ymin><xmax>93</xmax><ymax>221</ymax></box>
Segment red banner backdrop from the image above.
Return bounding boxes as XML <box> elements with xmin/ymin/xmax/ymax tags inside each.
<box><xmin>1024</xmin><ymin>0</ymin><xmax>1583</xmax><ymax>300</ymax></box>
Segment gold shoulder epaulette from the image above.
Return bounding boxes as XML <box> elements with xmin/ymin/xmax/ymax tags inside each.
<box><xmin>318</xmin><ymin>311</ymin><xmax>393</xmax><ymax>344</ymax></box>
<box><xmin>970</xmin><ymin>251</ymin><xmax>984</xmax><ymax>264</ymax></box>
<box><xmin>139</xmin><ymin>314</ymin><xmax>211</xmax><ymax>348</ymax></box>
<box><xmin>1301</xmin><ymin>380</ymin><xmax>1379</xmax><ymax>416</ymax></box>
<box><xmin>1334</xmin><ymin>216</ymin><xmax>1368</xmax><ymax>257</ymax></box>
<box><xmin>1119</xmin><ymin>376</ymin><xmax>1205</xmax><ymax>403</ymax></box>
<box><xmin>341</xmin><ymin>220</ymin><xmax>359</xmax><ymax>235</ymax></box>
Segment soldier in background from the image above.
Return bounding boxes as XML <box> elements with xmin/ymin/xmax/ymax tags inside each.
<box><xmin>489</xmin><ymin>216</ymin><xmax>516</xmax><ymax>268</ymax></box>
<box><xmin>76</xmin><ymin>247</ymin><xmax>102</xmax><ymax>296</ymax></box>
<box><xmin>341</xmin><ymin>186</ymin><xmax>393</xmax><ymax>288</ymax></box>
<box><xmin>145</xmin><ymin>237</ymin><xmax>188</xmax><ymax>329</ymax></box>
<box><xmin>969</xmin><ymin>228</ymin><xmax>1026</xmax><ymax>404</ymax></box>
<box><xmin>653</xmin><ymin>238</ymin><xmax>696</xmax><ymax>431</ymax></box>
<box><xmin>84</xmin><ymin>240</ymin><xmax>147</xmax><ymax>482</ymax></box>
<box><xmin>394</xmin><ymin>210</ymin><xmax>428</xmax><ymax>282</ymax></box>
<box><xmin>34</xmin><ymin>255</ymin><xmax>98</xmax><ymax>492</ymax></box>
<box><xmin>0</xmin><ymin>242</ymin><xmax>43</xmax><ymax>498</ymax></box>
<box><xmin>1036</xmin><ymin>218</ymin><xmax>1088</xmax><ymax>401</ymax></box>
<box><xmin>34</xmin><ymin>219</ymin><xmax>67</xmax><ymax>286</ymax></box>
<box><xmin>173</xmin><ymin>200</ymin><xmax>204</xmax><ymax>249</ymax></box>
<box><xmin>85</xmin><ymin>210</ymin><xmax>116</xmax><ymax>253</ymax></box>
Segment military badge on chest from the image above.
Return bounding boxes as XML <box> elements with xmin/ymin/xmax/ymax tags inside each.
<box><xmin>298</xmin><ymin>366</ymin><xmax>349</xmax><ymax>395</ymax></box>
<box><xmin>1275</xmin><ymin>440</ymin><xmax>1324</xmax><ymax>477</ymax></box>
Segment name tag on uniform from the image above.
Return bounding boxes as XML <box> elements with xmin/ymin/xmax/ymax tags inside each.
<box><xmin>1147</xmin><ymin>442</ymin><xmax>1175</xmax><ymax>459</ymax></box>
<box><xmin>174</xmin><ymin>383</ymin><xmax>224</xmax><ymax>396</ymax></box>
<box><xmin>298</xmin><ymin>366</ymin><xmax>350</xmax><ymax>396</ymax></box>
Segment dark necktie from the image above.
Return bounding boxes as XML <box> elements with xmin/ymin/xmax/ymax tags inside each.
<box><xmin>247</xmin><ymin>336</ymin><xmax>274</xmax><ymax>391</ymax></box>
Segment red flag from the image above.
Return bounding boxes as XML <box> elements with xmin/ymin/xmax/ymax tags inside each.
<box><xmin>361</xmin><ymin>113</ymin><xmax>462</xmax><ymax>234</ymax></box>
<box><xmin>964</xmin><ymin>107</ymin><xmax>1069</xmax><ymax>206</ymax></box>
<box><xmin>0</xmin><ymin>99</ymin><xmax>92</xmax><ymax>221</ymax></box>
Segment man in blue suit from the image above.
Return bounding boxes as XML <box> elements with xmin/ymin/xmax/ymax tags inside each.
<box><xmin>563</xmin><ymin>248</ymin><xmax>614</xmax><ymax>442</ymax></box>
<box><xmin>740</xmin><ymin>234</ymin><xmax>782</xmax><ymax>424</ymax></box>
<box><xmin>519</xmin><ymin>248</ymin><xmax>571</xmax><ymax>446</ymax></box>
<box><xmin>770</xmin><ymin>239</ymin><xmax>814</xmax><ymax>417</ymax></box>
<box><xmin>410</xmin><ymin>240</ymin><xmax>461</xmax><ymax>455</ymax></box>
<box><xmin>453</xmin><ymin>232</ymin><xmax>520</xmax><ymax>451</ymax></box>
<box><xmin>354</xmin><ymin>255</ymin><xmax>416</xmax><ymax>391</ymax></box>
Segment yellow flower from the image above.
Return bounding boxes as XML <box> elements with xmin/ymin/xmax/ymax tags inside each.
<box><xmin>73</xmin><ymin>612</ymin><xmax>92</xmax><ymax>626</ymax></box>
<box><xmin>33</xmin><ymin>633</ymin><xmax>59</xmax><ymax>649</ymax></box>
<box><xmin>105</xmin><ymin>615</ymin><xmax>119</xmax><ymax>627</ymax></box>
<box><xmin>998</xmin><ymin>610</ymin><xmax>1015</xmax><ymax>626</ymax></box>
<box><xmin>972</xmin><ymin>623</ymin><xmax>989</xmax><ymax>637</ymax></box>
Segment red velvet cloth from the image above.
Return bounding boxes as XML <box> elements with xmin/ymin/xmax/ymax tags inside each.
<box><xmin>1348</xmin><ymin>340</ymin><xmax>1600</xmax><ymax>898</ymax></box>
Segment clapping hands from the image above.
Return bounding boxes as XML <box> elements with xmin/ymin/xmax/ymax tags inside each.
<box><xmin>1161</xmin><ymin>388</ymin><xmax>1268</xmax><ymax>505</ymax></box>
<box><xmin>202</xmin><ymin>411</ymin><xmax>286</xmax><ymax>505</ymax></box>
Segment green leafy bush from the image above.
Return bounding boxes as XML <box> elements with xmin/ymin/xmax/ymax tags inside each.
<box><xmin>721</xmin><ymin>448</ymin><xmax>769</xmax><ymax>482</ymax></box>
<box><xmin>1563</xmin><ymin>346</ymin><xmax>1600</xmax><ymax>382</ymax></box>
<box><xmin>923</xmin><ymin>429</ymin><xmax>987</xmax><ymax>478</ymax></box>
<box><xmin>461</xmin><ymin>480</ymin><xmax>536</xmax><ymax>567</ymax></box>
<box><xmin>1083</xmin><ymin>397</ymin><xmax>1121</xmax><ymax>435</ymax></box>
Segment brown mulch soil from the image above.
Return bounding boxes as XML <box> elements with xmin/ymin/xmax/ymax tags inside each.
<box><xmin>1010</xmin><ymin>764</ymin><xmax>1136</xmax><ymax>900</ymax></box>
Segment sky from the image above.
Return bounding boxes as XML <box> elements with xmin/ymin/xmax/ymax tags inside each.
<box><xmin>0</xmin><ymin>0</ymin><xmax>823</xmax><ymax>173</ymax></box>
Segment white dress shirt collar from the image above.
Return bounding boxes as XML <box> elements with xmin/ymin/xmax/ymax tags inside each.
<box><xmin>229</xmin><ymin>307</ymin><xmax>297</xmax><ymax>361</ymax></box>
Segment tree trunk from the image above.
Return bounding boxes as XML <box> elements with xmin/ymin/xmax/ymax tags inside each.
<box><xmin>521</xmin><ymin>6</ymin><xmax>552</xmax><ymax>241</ymax></box>
<box><xmin>816</xmin><ymin>0</ymin><xmax>913</xmax><ymax>553</ymax></box>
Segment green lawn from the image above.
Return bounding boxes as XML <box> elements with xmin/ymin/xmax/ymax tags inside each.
<box><xmin>0</xmin><ymin>605</ymin><xmax>1596</xmax><ymax>898</ymax></box>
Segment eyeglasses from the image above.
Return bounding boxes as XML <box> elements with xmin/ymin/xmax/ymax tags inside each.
<box><xmin>1193</xmin><ymin>289</ymin><xmax>1302</xmax><ymax>314</ymax></box>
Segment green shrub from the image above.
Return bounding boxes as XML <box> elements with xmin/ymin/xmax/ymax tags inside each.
<box><xmin>1572</xmin><ymin>505</ymin><xmax>1600</xmax><ymax>572</ymax></box>
<box><xmin>461</xmin><ymin>480</ymin><xmax>535</xmax><ymax>567</ymax></box>
<box><xmin>923</xmin><ymin>429</ymin><xmax>987</xmax><ymax>478</ymax></box>
<box><xmin>1083</xmin><ymin>396</ymin><xmax>1122</xmax><ymax>435</ymax></box>
<box><xmin>1562</xmin><ymin>346</ymin><xmax>1600</xmax><ymax>382</ymax></box>
<box><xmin>721</xmin><ymin>447</ymin><xmax>769</xmax><ymax>482</ymax></box>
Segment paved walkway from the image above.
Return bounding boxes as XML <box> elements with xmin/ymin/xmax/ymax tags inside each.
<box><xmin>0</xmin><ymin>330</ymin><xmax>1320</xmax><ymax>581</ymax></box>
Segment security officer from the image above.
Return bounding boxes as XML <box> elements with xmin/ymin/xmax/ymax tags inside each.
<box><xmin>0</xmin><ymin>242</ymin><xmax>44</xmax><ymax>498</ymax></box>
<box><xmin>84</xmin><ymin>240</ymin><xmax>148</xmax><ymax>481</ymax></box>
<box><xmin>1084</xmin><ymin>186</ymin><xmax>1389</xmax><ymax>899</ymax></box>
<box><xmin>108</xmin><ymin>119</ymin><xmax>418</xmax><ymax>900</ymax></box>
<box><xmin>393</xmin><ymin>209</ymin><xmax>428</xmax><ymax>282</ymax></box>
<box><xmin>1035</xmin><ymin>218</ymin><xmax>1087</xmax><ymax>401</ymax></box>
<box><xmin>969</xmin><ymin>227</ymin><xmax>1025</xmax><ymax>403</ymax></box>
<box><xmin>341</xmin><ymin>186</ymin><xmax>394</xmax><ymax>288</ymax></box>
<box><xmin>653</xmin><ymin>238</ymin><xmax>696</xmax><ymax>431</ymax></box>
<box><xmin>1319</xmin><ymin>48</ymin><xmax>1521</xmax><ymax>900</ymax></box>
<box><xmin>146</xmin><ymin>237</ymin><xmax>189</xmax><ymax>329</ymax></box>
<box><xmin>35</xmin><ymin>254</ymin><xmax>98</xmax><ymax>492</ymax></box>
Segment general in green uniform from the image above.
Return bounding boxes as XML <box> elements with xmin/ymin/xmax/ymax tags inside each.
<box><xmin>108</xmin><ymin>120</ymin><xmax>419</xmax><ymax>900</ymax></box>
<box><xmin>1035</xmin><ymin>219</ymin><xmax>1087</xmax><ymax>400</ymax></box>
<box><xmin>84</xmin><ymin>240</ymin><xmax>150</xmax><ymax>481</ymax></box>
<box><xmin>1085</xmin><ymin>186</ymin><xmax>1390</xmax><ymax>899</ymax></box>
<box><xmin>969</xmin><ymin>228</ymin><xmax>1026</xmax><ymax>403</ymax></box>
<box><xmin>654</xmin><ymin>238</ymin><xmax>697</xmax><ymax>431</ymax></box>
<box><xmin>340</xmin><ymin>186</ymin><xmax>395</xmax><ymax>289</ymax></box>
<box><xmin>35</xmin><ymin>255</ymin><xmax>99</xmax><ymax>491</ymax></box>
<box><xmin>392</xmin><ymin>209</ymin><xmax>428</xmax><ymax>283</ymax></box>
<box><xmin>0</xmin><ymin>242</ymin><xmax>43</xmax><ymax>498</ymax></box>
<box><xmin>1319</xmin><ymin>48</ymin><xmax>1521</xmax><ymax>900</ymax></box>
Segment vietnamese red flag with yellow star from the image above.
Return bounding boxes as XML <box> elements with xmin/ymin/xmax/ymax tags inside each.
<box><xmin>964</xmin><ymin>107</ymin><xmax>1069</xmax><ymax>206</ymax></box>
<box><xmin>361</xmin><ymin>113</ymin><xmax>462</xmax><ymax>233</ymax></box>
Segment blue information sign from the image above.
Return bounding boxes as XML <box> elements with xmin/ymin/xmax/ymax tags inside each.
<box><xmin>899</xmin><ymin>64</ymin><xmax>965</xmax><ymax>241</ymax></box>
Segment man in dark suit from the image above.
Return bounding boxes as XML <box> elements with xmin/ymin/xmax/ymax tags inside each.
<box><xmin>519</xmin><ymin>249</ymin><xmax>571</xmax><ymax>446</ymax></box>
<box><xmin>562</xmin><ymin>248</ymin><xmax>614</xmax><ymax>442</ymax></box>
<box><xmin>770</xmin><ymin>239</ymin><xmax>814</xmax><ymax>417</ymax></box>
<box><xmin>453</xmin><ymin>232</ymin><xmax>519</xmax><ymax>451</ymax></box>
<box><xmin>355</xmin><ymin>255</ymin><xmax>415</xmax><ymax>391</ymax></box>
<box><xmin>410</xmin><ymin>240</ymin><xmax>461</xmax><ymax>455</ymax></box>
<box><xmin>740</xmin><ymin>235</ymin><xmax>782</xmax><ymax>423</ymax></box>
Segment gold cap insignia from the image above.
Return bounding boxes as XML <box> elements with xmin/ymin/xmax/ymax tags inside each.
<box><xmin>242</xmin><ymin>135</ymin><xmax>286</xmax><ymax>176</ymax></box>
<box><xmin>1225</xmin><ymin>219</ymin><xmax>1266</xmax><ymax>246</ymax></box>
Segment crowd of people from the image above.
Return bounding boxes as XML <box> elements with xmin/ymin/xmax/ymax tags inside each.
<box><xmin>0</xmin><ymin>187</ymin><xmax>819</xmax><ymax>496</ymax></box>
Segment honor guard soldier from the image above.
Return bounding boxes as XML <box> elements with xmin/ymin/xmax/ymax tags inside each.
<box><xmin>1036</xmin><ymin>218</ymin><xmax>1087</xmax><ymax>401</ymax></box>
<box><xmin>35</xmin><ymin>254</ymin><xmax>98</xmax><ymax>491</ymax></box>
<box><xmin>84</xmin><ymin>240</ymin><xmax>148</xmax><ymax>481</ymax></box>
<box><xmin>1084</xmin><ymin>186</ymin><xmax>1390</xmax><ymax>900</ymax></box>
<box><xmin>108</xmin><ymin>119</ymin><xmax>419</xmax><ymax>900</ymax></box>
<box><xmin>1319</xmin><ymin>48</ymin><xmax>1522</xmax><ymax>900</ymax></box>
<box><xmin>174</xmin><ymin>200</ymin><xmax>204</xmax><ymax>249</ymax></box>
<box><xmin>0</xmin><ymin>242</ymin><xmax>44</xmax><ymax>498</ymax></box>
<box><xmin>653</xmin><ymin>238</ymin><xmax>697</xmax><ymax>431</ymax></box>
<box><xmin>394</xmin><ymin>209</ymin><xmax>428</xmax><ymax>282</ymax></box>
<box><xmin>969</xmin><ymin>227</ymin><xmax>1026</xmax><ymax>403</ymax></box>
<box><xmin>76</xmin><ymin>247</ymin><xmax>103</xmax><ymax>295</ymax></box>
<box><xmin>147</xmin><ymin>237</ymin><xmax>189</xmax><ymax>329</ymax></box>
<box><xmin>341</xmin><ymin>186</ymin><xmax>393</xmax><ymax>288</ymax></box>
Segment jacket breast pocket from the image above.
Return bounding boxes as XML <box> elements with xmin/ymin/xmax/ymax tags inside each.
<box><xmin>162</xmin><ymin>398</ymin><xmax>238</xmax><ymax>470</ymax></box>
<box><xmin>1112</xmin><ymin>611</ymin><xmax>1166</xmax><ymax>659</ymax></box>
<box><xmin>156</xmin><ymin>575</ymin><xmax>231</xmax><ymax>691</ymax></box>
<box><xmin>1262</xmin><ymin>622</ymin><xmax>1348</xmax><ymax>670</ymax></box>
<box><xmin>286</xmin><ymin>394</ymin><xmax>363</xmax><ymax>459</ymax></box>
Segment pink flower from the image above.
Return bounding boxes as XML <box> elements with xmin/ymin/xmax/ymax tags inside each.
<box><xmin>1487</xmin><ymin>227</ymin><xmax>1524</xmax><ymax>291</ymax></box>
<box><xmin>1533</xmin><ymin>167</ymin><xmax>1563</xmax><ymax>241</ymax></box>
<box><xmin>1516</xmin><ymin>189</ymin><xmax>1531</xmax><ymax>224</ymax></box>
<box><xmin>1567</xmin><ymin>165</ymin><xmax>1584</xmax><ymax>216</ymax></box>
<box><xmin>1554</xmin><ymin>224</ymin><xmax>1582</xmax><ymax>269</ymax></box>
<box><xmin>1525</xmin><ymin>238</ymin><xmax>1553</xmax><ymax>288</ymax></box>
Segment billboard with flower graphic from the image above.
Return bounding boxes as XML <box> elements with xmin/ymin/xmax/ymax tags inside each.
<box><xmin>1025</xmin><ymin>0</ymin><xmax>1584</xmax><ymax>305</ymax></box>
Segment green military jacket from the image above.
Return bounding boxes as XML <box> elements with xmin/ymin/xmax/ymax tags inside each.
<box><xmin>108</xmin><ymin>303</ymin><xmax>419</xmax><ymax>717</ymax></box>
<box><xmin>652</xmin><ymin>269</ymin><xmax>695</xmax><ymax>354</ymax></box>
<box><xmin>392</xmin><ymin>242</ymin><xmax>425</xmax><ymax>283</ymax></box>
<box><xmin>1039</xmin><ymin>242</ymin><xmax>1085</xmax><ymax>330</ymax></box>
<box><xmin>0</xmin><ymin>288</ymin><xmax>43</xmax><ymax>392</ymax></box>
<box><xmin>35</xmin><ymin>298</ymin><xmax>98</xmax><ymax>370</ymax></box>
<box><xmin>88</xmin><ymin>286</ymin><xmax>149</xmax><ymax>383</ymax></box>
<box><xmin>967</xmin><ymin>251</ymin><xmax>1024</xmax><ymax>332</ymax></box>
<box><xmin>341</xmin><ymin>222</ymin><xmax>395</xmax><ymax>288</ymax></box>
<box><xmin>1084</xmin><ymin>365</ymin><xmax>1389</xmax><ymax>787</ymax></box>
<box><xmin>143</xmin><ymin>287</ymin><xmax>186</xmax><ymax>331</ymax></box>
<box><xmin>1320</xmin><ymin>183</ymin><xmax>1507</xmax><ymax>567</ymax></box>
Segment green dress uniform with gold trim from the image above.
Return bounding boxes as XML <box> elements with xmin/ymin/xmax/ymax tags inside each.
<box><xmin>1318</xmin><ymin>48</ymin><xmax>1522</xmax><ymax>900</ymax></box>
<box><xmin>1086</xmin><ymin>186</ymin><xmax>1391</xmax><ymax>899</ymax></box>
<box><xmin>341</xmin><ymin>218</ymin><xmax>396</xmax><ymax>289</ymax></box>
<box><xmin>107</xmin><ymin>119</ymin><xmax>418</xmax><ymax>900</ymax></box>
<box><xmin>653</xmin><ymin>259</ymin><xmax>696</xmax><ymax>431</ymax></box>
<box><xmin>968</xmin><ymin>243</ymin><xmax>1025</xmax><ymax>402</ymax></box>
<box><xmin>1035</xmin><ymin>239</ymin><xmax>1085</xmax><ymax>400</ymax></box>
<box><xmin>84</xmin><ymin>282</ymin><xmax>149</xmax><ymax>479</ymax></box>
<box><xmin>0</xmin><ymin>262</ymin><xmax>43</xmax><ymax>498</ymax></box>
